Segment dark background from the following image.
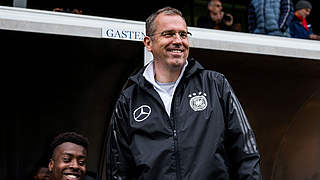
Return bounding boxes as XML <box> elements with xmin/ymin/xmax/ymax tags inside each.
<box><xmin>0</xmin><ymin>29</ymin><xmax>144</xmax><ymax>180</ymax></box>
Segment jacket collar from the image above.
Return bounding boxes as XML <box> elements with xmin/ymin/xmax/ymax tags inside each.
<box><xmin>129</xmin><ymin>57</ymin><xmax>204</xmax><ymax>88</ymax></box>
<box><xmin>184</xmin><ymin>57</ymin><xmax>204</xmax><ymax>78</ymax></box>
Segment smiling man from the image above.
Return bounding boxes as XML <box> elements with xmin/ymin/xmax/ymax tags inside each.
<box><xmin>106</xmin><ymin>7</ymin><xmax>261</xmax><ymax>180</ymax></box>
<box><xmin>48</xmin><ymin>132</ymin><xmax>89</xmax><ymax>180</ymax></box>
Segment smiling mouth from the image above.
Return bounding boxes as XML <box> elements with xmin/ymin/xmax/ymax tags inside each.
<box><xmin>168</xmin><ymin>49</ymin><xmax>184</xmax><ymax>53</ymax></box>
<box><xmin>63</xmin><ymin>173</ymin><xmax>81</xmax><ymax>180</ymax></box>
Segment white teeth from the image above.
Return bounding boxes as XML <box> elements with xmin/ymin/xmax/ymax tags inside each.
<box><xmin>171</xmin><ymin>50</ymin><xmax>182</xmax><ymax>53</ymax></box>
<box><xmin>67</xmin><ymin>175</ymin><xmax>77</xmax><ymax>178</ymax></box>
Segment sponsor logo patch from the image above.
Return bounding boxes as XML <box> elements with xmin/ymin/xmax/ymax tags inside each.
<box><xmin>133</xmin><ymin>105</ymin><xmax>151</xmax><ymax>122</ymax></box>
<box><xmin>188</xmin><ymin>92</ymin><xmax>208</xmax><ymax>111</ymax></box>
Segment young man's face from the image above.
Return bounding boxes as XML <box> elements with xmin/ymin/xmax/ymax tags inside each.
<box><xmin>144</xmin><ymin>13</ymin><xmax>190</xmax><ymax>71</ymax></box>
<box><xmin>49</xmin><ymin>142</ymin><xmax>87</xmax><ymax>180</ymax></box>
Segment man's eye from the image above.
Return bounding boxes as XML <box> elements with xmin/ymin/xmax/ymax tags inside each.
<box><xmin>179</xmin><ymin>32</ymin><xmax>188</xmax><ymax>38</ymax></box>
<box><xmin>78</xmin><ymin>160</ymin><xmax>86</xmax><ymax>166</ymax></box>
<box><xmin>63</xmin><ymin>158</ymin><xmax>71</xmax><ymax>162</ymax></box>
<box><xmin>162</xmin><ymin>31</ymin><xmax>175</xmax><ymax>37</ymax></box>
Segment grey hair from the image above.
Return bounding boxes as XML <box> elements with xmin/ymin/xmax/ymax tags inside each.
<box><xmin>145</xmin><ymin>7</ymin><xmax>185</xmax><ymax>36</ymax></box>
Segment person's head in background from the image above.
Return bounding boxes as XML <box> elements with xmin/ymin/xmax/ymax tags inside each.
<box><xmin>48</xmin><ymin>132</ymin><xmax>89</xmax><ymax>180</ymax></box>
<box><xmin>294</xmin><ymin>0</ymin><xmax>312</xmax><ymax>18</ymax></box>
<box><xmin>208</xmin><ymin>0</ymin><xmax>223</xmax><ymax>15</ymax></box>
<box><xmin>32</xmin><ymin>164</ymin><xmax>50</xmax><ymax>180</ymax></box>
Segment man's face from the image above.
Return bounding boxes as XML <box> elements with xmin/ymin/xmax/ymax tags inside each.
<box><xmin>208</xmin><ymin>0</ymin><xmax>223</xmax><ymax>14</ymax></box>
<box><xmin>49</xmin><ymin>142</ymin><xmax>87</xmax><ymax>180</ymax></box>
<box><xmin>297</xmin><ymin>8</ymin><xmax>311</xmax><ymax>18</ymax></box>
<box><xmin>144</xmin><ymin>13</ymin><xmax>190</xmax><ymax>71</ymax></box>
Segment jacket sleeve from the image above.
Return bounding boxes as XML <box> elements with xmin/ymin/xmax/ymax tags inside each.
<box><xmin>106</xmin><ymin>95</ymin><xmax>133</xmax><ymax>180</ymax></box>
<box><xmin>221</xmin><ymin>77</ymin><xmax>262</xmax><ymax>180</ymax></box>
<box><xmin>248</xmin><ymin>2</ymin><xmax>256</xmax><ymax>33</ymax></box>
<box><xmin>279</xmin><ymin>0</ymin><xmax>294</xmax><ymax>32</ymax></box>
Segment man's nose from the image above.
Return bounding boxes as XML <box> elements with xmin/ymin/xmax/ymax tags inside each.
<box><xmin>172</xmin><ymin>33</ymin><xmax>183</xmax><ymax>43</ymax></box>
<box><xmin>69</xmin><ymin>160</ymin><xmax>80</xmax><ymax>169</ymax></box>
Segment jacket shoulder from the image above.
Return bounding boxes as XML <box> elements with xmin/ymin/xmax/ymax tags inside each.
<box><xmin>200</xmin><ymin>69</ymin><xmax>226</xmax><ymax>82</ymax></box>
<box><xmin>200</xmin><ymin>69</ymin><xmax>231</xmax><ymax>90</ymax></box>
<box><xmin>119</xmin><ymin>81</ymin><xmax>139</xmax><ymax>101</ymax></box>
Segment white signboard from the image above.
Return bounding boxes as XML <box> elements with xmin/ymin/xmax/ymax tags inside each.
<box><xmin>102</xmin><ymin>26</ymin><xmax>145</xmax><ymax>41</ymax></box>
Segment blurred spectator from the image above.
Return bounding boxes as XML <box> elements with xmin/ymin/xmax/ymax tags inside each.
<box><xmin>28</xmin><ymin>158</ymin><xmax>50</xmax><ymax>180</ymax></box>
<box><xmin>289</xmin><ymin>0</ymin><xmax>320</xmax><ymax>40</ymax></box>
<box><xmin>248</xmin><ymin>0</ymin><xmax>294</xmax><ymax>37</ymax></box>
<box><xmin>53</xmin><ymin>8</ymin><xmax>83</xmax><ymax>14</ymax></box>
<box><xmin>33</xmin><ymin>166</ymin><xmax>50</xmax><ymax>180</ymax></box>
<box><xmin>197</xmin><ymin>0</ymin><xmax>241</xmax><ymax>31</ymax></box>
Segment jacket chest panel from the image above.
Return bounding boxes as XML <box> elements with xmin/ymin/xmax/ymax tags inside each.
<box><xmin>129</xmin><ymin>82</ymin><xmax>224</xmax><ymax>134</ymax></box>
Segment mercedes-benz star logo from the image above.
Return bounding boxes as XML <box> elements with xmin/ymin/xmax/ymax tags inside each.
<box><xmin>133</xmin><ymin>105</ymin><xmax>151</xmax><ymax>122</ymax></box>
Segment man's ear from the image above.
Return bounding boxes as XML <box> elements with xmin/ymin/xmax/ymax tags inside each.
<box><xmin>48</xmin><ymin>159</ymin><xmax>54</xmax><ymax>172</ymax></box>
<box><xmin>143</xmin><ymin>36</ymin><xmax>152</xmax><ymax>52</ymax></box>
<box><xmin>208</xmin><ymin>3</ymin><xmax>213</xmax><ymax>11</ymax></box>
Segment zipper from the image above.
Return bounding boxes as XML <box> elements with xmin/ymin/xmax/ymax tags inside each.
<box><xmin>173</xmin><ymin>129</ymin><xmax>177</xmax><ymax>138</ymax></box>
<box><xmin>144</xmin><ymin>82</ymin><xmax>181</xmax><ymax>179</ymax></box>
<box><xmin>168</xmin><ymin>77</ymin><xmax>185</xmax><ymax>180</ymax></box>
<box><xmin>172</xmin><ymin>123</ymin><xmax>181</xmax><ymax>180</ymax></box>
<box><xmin>171</xmin><ymin>92</ymin><xmax>181</xmax><ymax>180</ymax></box>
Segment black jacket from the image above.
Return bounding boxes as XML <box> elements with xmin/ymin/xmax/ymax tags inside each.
<box><xmin>106</xmin><ymin>59</ymin><xmax>261</xmax><ymax>180</ymax></box>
